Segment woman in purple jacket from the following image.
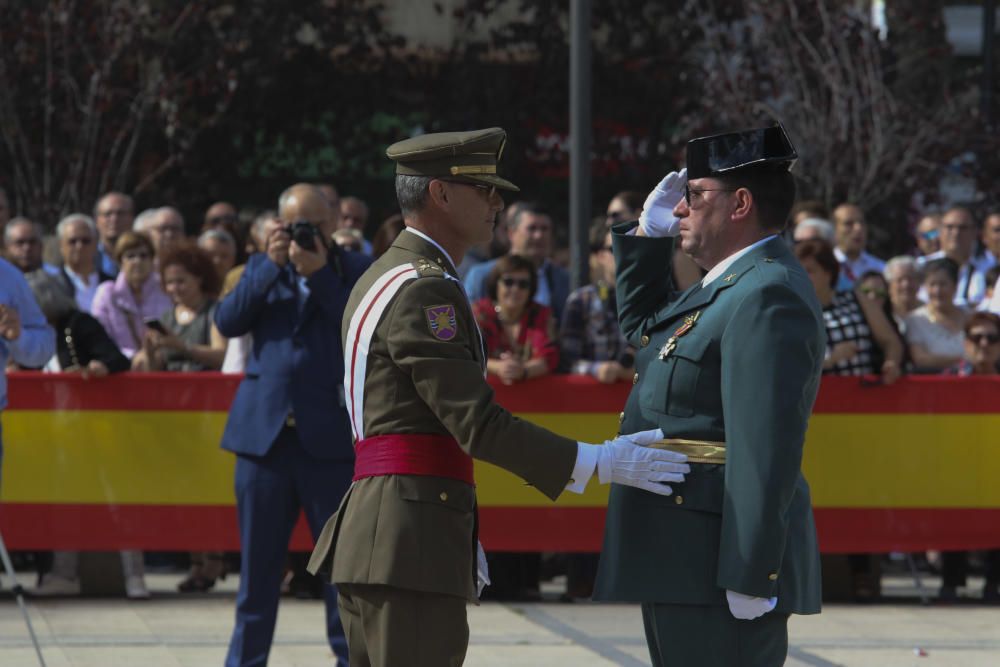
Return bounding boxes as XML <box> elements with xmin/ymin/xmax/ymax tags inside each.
<box><xmin>91</xmin><ymin>231</ymin><xmax>170</xmax><ymax>358</ymax></box>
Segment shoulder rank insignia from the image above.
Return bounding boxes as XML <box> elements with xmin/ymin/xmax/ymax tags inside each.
<box><xmin>659</xmin><ymin>310</ymin><xmax>701</xmax><ymax>360</ymax></box>
<box><xmin>415</xmin><ymin>259</ymin><xmax>444</xmax><ymax>277</ymax></box>
<box><xmin>425</xmin><ymin>304</ymin><xmax>458</xmax><ymax>341</ymax></box>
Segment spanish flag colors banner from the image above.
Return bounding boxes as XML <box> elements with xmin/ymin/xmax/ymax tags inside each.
<box><xmin>2</xmin><ymin>373</ymin><xmax>998</xmax><ymax>552</ymax></box>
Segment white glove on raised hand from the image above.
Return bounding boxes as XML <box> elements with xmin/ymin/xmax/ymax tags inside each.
<box><xmin>638</xmin><ymin>168</ymin><xmax>687</xmax><ymax>238</ymax></box>
<box><xmin>726</xmin><ymin>590</ymin><xmax>777</xmax><ymax>620</ymax></box>
<box><xmin>580</xmin><ymin>428</ymin><xmax>689</xmax><ymax>496</ymax></box>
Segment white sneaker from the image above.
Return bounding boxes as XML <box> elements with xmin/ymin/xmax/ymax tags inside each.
<box><xmin>33</xmin><ymin>574</ymin><xmax>81</xmax><ymax>597</ymax></box>
<box><xmin>125</xmin><ymin>575</ymin><xmax>151</xmax><ymax>600</ymax></box>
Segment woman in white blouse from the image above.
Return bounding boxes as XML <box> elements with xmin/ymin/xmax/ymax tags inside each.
<box><xmin>904</xmin><ymin>258</ymin><xmax>967</xmax><ymax>372</ymax></box>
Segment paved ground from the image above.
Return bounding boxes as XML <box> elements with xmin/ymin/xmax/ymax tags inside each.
<box><xmin>1</xmin><ymin>573</ymin><xmax>999</xmax><ymax>666</ymax></box>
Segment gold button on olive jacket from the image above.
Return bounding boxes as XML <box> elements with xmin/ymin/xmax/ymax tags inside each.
<box><xmin>308</xmin><ymin>230</ymin><xmax>577</xmax><ymax>601</ymax></box>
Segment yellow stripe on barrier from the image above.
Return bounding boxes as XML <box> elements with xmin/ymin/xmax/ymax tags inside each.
<box><xmin>4</xmin><ymin>411</ymin><xmax>234</xmax><ymax>504</ymax></box>
<box><xmin>6</xmin><ymin>409</ymin><xmax>1000</xmax><ymax>509</ymax></box>
<box><xmin>803</xmin><ymin>414</ymin><xmax>1000</xmax><ymax>508</ymax></box>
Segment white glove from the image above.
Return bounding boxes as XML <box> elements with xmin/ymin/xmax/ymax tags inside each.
<box><xmin>581</xmin><ymin>428</ymin><xmax>689</xmax><ymax>496</ymax></box>
<box><xmin>476</xmin><ymin>541</ymin><xmax>490</xmax><ymax>597</ymax></box>
<box><xmin>726</xmin><ymin>590</ymin><xmax>777</xmax><ymax>620</ymax></box>
<box><xmin>638</xmin><ymin>168</ymin><xmax>687</xmax><ymax>237</ymax></box>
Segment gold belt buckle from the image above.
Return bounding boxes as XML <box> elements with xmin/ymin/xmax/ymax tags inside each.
<box><xmin>649</xmin><ymin>438</ymin><xmax>726</xmax><ymax>464</ymax></box>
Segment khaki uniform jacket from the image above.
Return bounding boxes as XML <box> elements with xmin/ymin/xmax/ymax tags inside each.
<box><xmin>309</xmin><ymin>230</ymin><xmax>577</xmax><ymax>601</ymax></box>
<box><xmin>593</xmin><ymin>226</ymin><xmax>825</xmax><ymax>615</ymax></box>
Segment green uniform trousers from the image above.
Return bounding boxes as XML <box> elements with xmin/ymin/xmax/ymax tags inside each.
<box><xmin>337</xmin><ymin>583</ymin><xmax>468</xmax><ymax>667</ymax></box>
<box><xmin>641</xmin><ymin>603</ymin><xmax>789</xmax><ymax>667</ymax></box>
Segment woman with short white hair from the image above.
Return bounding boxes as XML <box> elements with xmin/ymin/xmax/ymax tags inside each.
<box><xmin>883</xmin><ymin>255</ymin><xmax>924</xmax><ymax>328</ymax></box>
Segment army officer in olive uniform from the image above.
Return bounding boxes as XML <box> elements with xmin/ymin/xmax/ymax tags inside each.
<box><xmin>592</xmin><ymin>125</ymin><xmax>826</xmax><ymax>667</ymax></box>
<box><xmin>307</xmin><ymin>127</ymin><xmax>690</xmax><ymax>667</ymax></box>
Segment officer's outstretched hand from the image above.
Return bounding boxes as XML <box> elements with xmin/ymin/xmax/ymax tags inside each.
<box><xmin>586</xmin><ymin>428</ymin><xmax>689</xmax><ymax>496</ymax></box>
<box><xmin>638</xmin><ymin>168</ymin><xmax>686</xmax><ymax>238</ymax></box>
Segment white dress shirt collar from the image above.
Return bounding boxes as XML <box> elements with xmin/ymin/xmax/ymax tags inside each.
<box><xmin>403</xmin><ymin>227</ymin><xmax>457</xmax><ymax>272</ymax></box>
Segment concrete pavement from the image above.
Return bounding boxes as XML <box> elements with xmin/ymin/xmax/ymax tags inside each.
<box><xmin>1</xmin><ymin>573</ymin><xmax>999</xmax><ymax>666</ymax></box>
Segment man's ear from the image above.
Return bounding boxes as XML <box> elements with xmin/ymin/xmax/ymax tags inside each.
<box><xmin>731</xmin><ymin>188</ymin><xmax>753</xmax><ymax>223</ymax></box>
<box><xmin>427</xmin><ymin>179</ymin><xmax>450</xmax><ymax>209</ymax></box>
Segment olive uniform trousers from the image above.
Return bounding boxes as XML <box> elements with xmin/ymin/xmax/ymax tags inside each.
<box><xmin>337</xmin><ymin>583</ymin><xmax>468</xmax><ymax>667</ymax></box>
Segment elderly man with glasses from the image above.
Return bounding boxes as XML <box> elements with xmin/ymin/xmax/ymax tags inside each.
<box><xmin>918</xmin><ymin>207</ymin><xmax>993</xmax><ymax>307</ymax></box>
<box><xmin>54</xmin><ymin>213</ymin><xmax>113</xmax><ymax>312</ymax></box>
<box><xmin>93</xmin><ymin>191</ymin><xmax>135</xmax><ymax>277</ymax></box>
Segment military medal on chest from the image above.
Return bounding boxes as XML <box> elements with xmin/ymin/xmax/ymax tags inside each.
<box><xmin>659</xmin><ymin>311</ymin><xmax>701</xmax><ymax>360</ymax></box>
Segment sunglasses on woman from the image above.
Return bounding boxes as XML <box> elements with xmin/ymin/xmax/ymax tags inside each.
<box><xmin>967</xmin><ymin>332</ymin><xmax>1000</xmax><ymax>345</ymax></box>
<box><xmin>500</xmin><ymin>277</ymin><xmax>531</xmax><ymax>290</ymax></box>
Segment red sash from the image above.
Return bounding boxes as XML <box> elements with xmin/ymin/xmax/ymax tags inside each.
<box><xmin>353</xmin><ymin>434</ymin><xmax>474</xmax><ymax>485</ymax></box>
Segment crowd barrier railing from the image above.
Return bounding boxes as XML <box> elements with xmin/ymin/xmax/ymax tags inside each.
<box><xmin>1</xmin><ymin>372</ymin><xmax>998</xmax><ymax>553</ymax></box>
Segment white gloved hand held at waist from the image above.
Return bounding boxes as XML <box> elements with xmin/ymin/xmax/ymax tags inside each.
<box><xmin>638</xmin><ymin>168</ymin><xmax>687</xmax><ymax>238</ymax></box>
<box><xmin>726</xmin><ymin>590</ymin><xmax>777</xmax><ymax>620</ymax></box>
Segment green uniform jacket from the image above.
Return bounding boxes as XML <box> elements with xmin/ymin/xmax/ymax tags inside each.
<box><xmin>593</xmin><ymin>225</ymin><xmax>825</xmax><ymax>615</ymax></box>
<box><xmin>308</xmin><ymin>230</ymin><xmax>577</xmax><ymax>601</ymax></box>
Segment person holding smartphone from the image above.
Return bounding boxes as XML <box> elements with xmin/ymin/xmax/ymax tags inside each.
<box><xmin>131</xmin><ymin>243</ymin><xmax>225</xmax><ymax>372</ymax></box>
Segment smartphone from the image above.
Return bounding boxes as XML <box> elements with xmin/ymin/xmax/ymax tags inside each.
<box><xmin>144</xmin><ymin>319</ymin><xmax>168</xmax><ymax>334</ymax></box>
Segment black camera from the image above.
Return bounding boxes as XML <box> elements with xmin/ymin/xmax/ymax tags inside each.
<box><xmin>284</xmin><ymin>220</ymin><xmax>320</xmax><ymax>251</ymax></box>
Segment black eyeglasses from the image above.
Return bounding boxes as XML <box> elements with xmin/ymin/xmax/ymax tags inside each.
<box><xmin>441</xmin><ymin>179</ymin><xmax>497</xmax><ymax>200</ymax></box>
<box><xmin>967</xmin><ymin>332</ymin><xmax>1000</xmax><ymax>345</ymax></box>
<box><xmin>684</xmin><ymin>184</ymin><xmax>736</xmax><ymax>206</ymax></box>
<box><xmin>500</xmin><ymin>277</ymin><xmax>531</xmax><ymax>290</ymax></box>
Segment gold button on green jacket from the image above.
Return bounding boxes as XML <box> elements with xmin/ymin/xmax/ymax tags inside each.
<box><xmin>593</xmin><ymin>224</ymin><xmax>825</xmax><ymax>615</ymax></box>
<box><xmin>308</xmin><ymin>230</ymin><xmax>577</xmax><ymax>601</ymax></box>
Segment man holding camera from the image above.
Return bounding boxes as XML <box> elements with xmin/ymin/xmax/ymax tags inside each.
<box><xmin>215</xmin><ymin>183</ymin><xmax>371</xmax><ymax>667</ymax></box>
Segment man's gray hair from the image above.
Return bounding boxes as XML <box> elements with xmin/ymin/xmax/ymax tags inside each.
<box><xmin>4</xmin><ymin>217</ymin><xmax>43</xmax><ymax>244</ymax></box>
<box><xmin>56</xmin><ymin>213</ymin><xmax>97</xmax><ymax>239</ymax></box>
<box><xmin>395</xmin><ymin>175</ymin><xmax>432</xmax><ymax>217</ymax></box>
<box><xmin>25</xmin><ymin>270</ymin><xmax>77</xmax><ymax>323</ymax></box>
<box><xmin>884</xmin><ymin>255</ymin><xmax>921</xmax><ymax>282</ymax></box>
<box><xmin>198</xmin><ymin>228</ymin><xmax>236</xmax><ymax>249</ymax></box>
<box><xmin>133</xmin><ymin>208</ymin><xmax>159</xmax><ymax>233</ymax></box>
<box><xmin>794</xmin><ymin>217</ymin><xmax>835</xmax><ymax>243</ymax></box>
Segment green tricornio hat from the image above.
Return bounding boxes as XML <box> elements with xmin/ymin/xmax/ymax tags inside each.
<box><xmin>386</xmin><ymin>127</ymin><xmax>520</xmax><ymax>192</ymax></box>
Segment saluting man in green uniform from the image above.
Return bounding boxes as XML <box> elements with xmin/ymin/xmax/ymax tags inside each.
<box><xmin>307</xmin><ymin>127</ymin><xmax>690</xmax><ymax>667</ymax></box>
<box><xmin>593</xmin><ymin>125</ymin><xmax>826</xmax><ymax>667</ymax></box>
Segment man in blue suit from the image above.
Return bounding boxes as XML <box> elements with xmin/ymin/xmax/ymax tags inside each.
<box><xmin>216</xmin><ymin>183</ymin><xmax>371</xmax><ymax>667</ymax></box>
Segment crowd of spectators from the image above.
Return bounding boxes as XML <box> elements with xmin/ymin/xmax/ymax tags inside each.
<box><xmin>3</xmin><ymin>181</ymin><xmax>1000</xmax><ymax>605</ymax></box>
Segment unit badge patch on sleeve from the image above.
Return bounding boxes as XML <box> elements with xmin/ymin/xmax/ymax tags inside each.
<box><xmin>425</xmin><ymin>304</ymin><xmax>458</xmax><ymax>341</ymax></box>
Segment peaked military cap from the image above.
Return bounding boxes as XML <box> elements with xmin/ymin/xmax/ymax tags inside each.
<box><xmin>386</xmin><ymin>127</ymin><xmax>520</xmax><ymax>192</ymax></box>
<box><xmin>686</xmin><ymin>124</ymin><xmax>797</xmax><ymax>179</ymax></box>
